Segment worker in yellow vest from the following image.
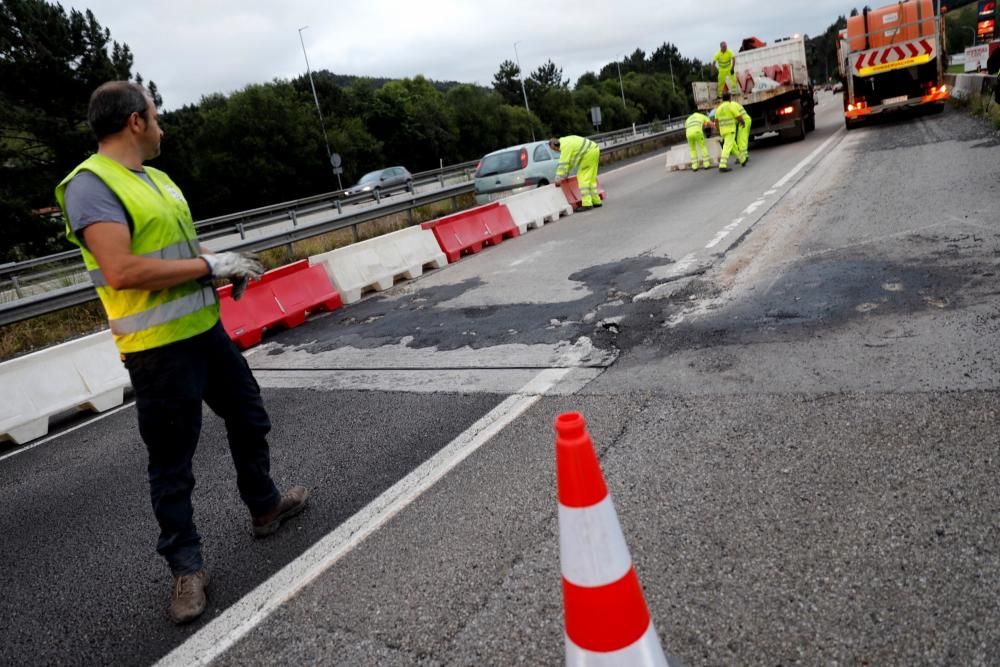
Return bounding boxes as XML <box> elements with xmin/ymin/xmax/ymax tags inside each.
<box><xmin>55</xmin><ymin>81</ymin><xmax>308</xmax><ymax>625</ymax></box>
<box><xmin>685</xmin><ymin>112</ymin><xmax>716</xmax><ymax>171</ymax></box>
<box><xmin>714</xmin><ymin>92</ymin><xmax>750</xmax><ymax>171</ymax></box>
<box><xmin>732</xmin><ymin>99</ymin><xmax>752</xmax><ymax>166</ymax></box>
<box><xmin>550</xmin><ymin>135</ymin><xmax>602</xmax><ymax>209</ymax></box>
<box><xmin>713</xmin><ymin>41</ymin><xmax>737</xmax><ymax>98</ymax></box>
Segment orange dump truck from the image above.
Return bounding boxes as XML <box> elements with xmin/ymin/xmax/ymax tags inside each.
<box><xmin>836</xmin><ymin>0</ymin><xmax>949</xmax><ymax>128</ymax></box>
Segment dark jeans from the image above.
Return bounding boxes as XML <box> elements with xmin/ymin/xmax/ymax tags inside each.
<box><xmin>123</xmin><ymin>322</ymin><xmax>280</xmax><ymax>576</ymax></box>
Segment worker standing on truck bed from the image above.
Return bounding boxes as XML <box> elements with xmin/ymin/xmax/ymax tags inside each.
<box><xmin>713</xmin><ymin>41</ymin><xmax>736</xmax><ymax>98</ymax></box>
<box><xmin>715</xmin><ymin>92</ymin><xmax>749</xmax><ymax>172</ymax></box>
<box><xmin>684</xmin><ymin>111</ymin><xmax>715</xmax><ymax>171</ymax></box>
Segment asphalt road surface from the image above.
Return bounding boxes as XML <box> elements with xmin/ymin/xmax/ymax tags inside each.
<box><xmin>1</xmin><ymin>92</ymin><xmax>998</xmax><ymax>666</ymax></box>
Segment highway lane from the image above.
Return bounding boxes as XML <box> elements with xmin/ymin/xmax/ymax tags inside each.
<box><xmin>4</xmin><ymin>93</ymin><xmax>999</xmax><ymax>665</ymax></box>
<box><xmin>0</xmin><ymin>95</ymin><xmax>843</xmax><ymax>665</ymax></box>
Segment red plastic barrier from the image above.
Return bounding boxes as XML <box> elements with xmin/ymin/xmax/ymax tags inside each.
<box><xmin>259</xmin><ymin>259</ymin><xmax>309</xmax><ymax>284</ymax></box>
<box><xmin>218</xmin><ymin>262</ymin><xmax>342</xmax><ymax>349</ymax></box>
<box><xmin>559</xmin><ymin>176</ymin><xmax>607</xmax><ymax>211</ymax></box>
<box><xmin>420</xmin><ymin>201</ymin><xmax>520</xmax><ymax>263</ymax></box>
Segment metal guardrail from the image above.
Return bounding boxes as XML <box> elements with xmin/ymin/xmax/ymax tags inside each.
<box><xmin>0</xmin><ymin>122</ymin><xmax>685</xmax><ymax>327</ymax></box>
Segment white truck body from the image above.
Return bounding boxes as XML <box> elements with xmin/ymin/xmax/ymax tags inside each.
<box><xmin>693</xmin><ymin>36</ymin><xmax>815</xmax><ymax>141</ymax></box>
<box><xmin>694</xmin><ymin>38</ymin><xmax>810</xmax><ymax>110</ymax></box>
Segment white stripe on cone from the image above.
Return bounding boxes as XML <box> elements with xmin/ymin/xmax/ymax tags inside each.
<box><xmin>559</xmin><ymin>496</ymin><xmax>632</xmax><ymax>587</ymax></box>
<box><xmin>565</xmin><ymin>623</ymin><xmax>672</xmax><ymax>667</ymax></box>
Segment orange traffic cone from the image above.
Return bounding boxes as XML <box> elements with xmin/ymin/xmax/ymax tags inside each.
<box><xmin>555</xmin><ymin>411</ymin><xmax>671</xmax><ymax>666</ymax></box>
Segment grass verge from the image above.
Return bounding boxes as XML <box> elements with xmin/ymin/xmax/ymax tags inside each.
<box><xmin>949</xmin><ymin>91</ymin><xmax>1000</xmax><ymax>129</ymax></box>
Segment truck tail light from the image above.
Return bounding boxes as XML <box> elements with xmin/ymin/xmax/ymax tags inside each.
<box><xmin>778</xmin><ymin>105</ymin><xmax>795</xmax><ymax>115</ymax></box>
<box><xmin>847</xmin><ymin>99</ymin><xmax>867</xmax><ymax>112</ymax></box>
<box><xmin>519</xmin><ymin>148</ymin><xmax>528</xmax><ymax>169</ymax></box>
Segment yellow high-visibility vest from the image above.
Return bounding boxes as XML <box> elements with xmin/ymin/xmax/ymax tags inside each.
<box><xmin>555</xmin><ymin>136</ymin><xmax>599</xmax><ymax>179</ymax></box>
<box><xmin>56</xmin><ymin>154</ymin><xmax>219</xmax><ymax>353</ymax></box>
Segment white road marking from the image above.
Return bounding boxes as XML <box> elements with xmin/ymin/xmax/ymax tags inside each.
<box><xmin>703</xmin><ymin>129</ymin><xmax>843</xmax><ymax>253</ymax></box>
<box><xmin>155</xmin><ymin>365</ymin><xmax>578</xmax><ymax>667</ymax></box>
<box><xmin>705</xmin><ymin>218</ymin><xmax>745</xmax><ymax>249</ymax></box>
<box><xmin>771</xmin><ymin>130</ymin><xmax>843</xmax><ymax>190</ymax></box>
<box><xmin>0</xmin><ymin>402</ymin><xmax>135</xmax><ymax>463</ymax></box>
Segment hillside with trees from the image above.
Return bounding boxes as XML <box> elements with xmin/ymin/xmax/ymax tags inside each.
<box><xmin>4</xmin><ymin>0</ymin><xmax>957</xmax><ymax>263</ymax></box>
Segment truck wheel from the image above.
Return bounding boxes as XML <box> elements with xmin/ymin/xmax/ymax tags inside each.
<box><xmin>782</xmin><ymin>119</ymin><xmax>806</xmax><ymax>141</ymax></box>
<box><xmin>845</xmin><ymin>117</ymin><xmax>861</xmax><ymax>130</ymax></box>
<box><xmin>805</xmin><ymin>114</ymin><xmax>816</xmax><ymax>132</ymax></box>
<box><xmin>926</xmin><ymin>103</ymin><xmax>944</xmax><ymax>115</ymax></box>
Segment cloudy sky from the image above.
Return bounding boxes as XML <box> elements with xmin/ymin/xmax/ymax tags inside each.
<box><xmin>61</xmin><ymin>0</ymin><xmax>855</xmax><ymax>110</ymax></box>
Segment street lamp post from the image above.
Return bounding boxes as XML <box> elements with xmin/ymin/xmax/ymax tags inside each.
<box><xmin>616</xmin><ymin>58</ymin><xmax>627</xmax><ymax>110</ymax></box>
<box><xmin>967</xmin><ymin>26</ymin><xmax>977</xmax><ymax>46</ymax></box>
<box><xmin>298</xmin><ymin>26</ymin><xmax>341</xmax><ymax>189</ymax></box>
<box><xmin>513</xmin><ymin>41</ymin><xmax>535</xmax><ymax>141</ymax></box>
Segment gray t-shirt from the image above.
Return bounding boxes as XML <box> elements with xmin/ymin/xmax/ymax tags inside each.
<box><xmin>64</xmin><ymin>169</ymin><xmax>161</xmax><ymax>247</ymax></box>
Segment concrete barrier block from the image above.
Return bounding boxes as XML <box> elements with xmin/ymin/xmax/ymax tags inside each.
<box><xmin>503</xmin><ymin>185</ymin><xmax>574</xmax><ymax>234</ymax></box>
<box><xmin>309</xmin><ymin>226</ymin><xmax>446</xmax><ymax>304</ymax></box>
<box><xmin>666</xmin><ymin>136</ymin><xmax>723</xmax><ymax>171</ymax></box>
<box><xmin>0</xmin><ymin>330</ymin><xmax>129</xmax><ymax>444</ymax></box>
<box><xmin>950</xmin><ymin>73</ymin><xmax>993</xmax><ymax>100</ymax></box>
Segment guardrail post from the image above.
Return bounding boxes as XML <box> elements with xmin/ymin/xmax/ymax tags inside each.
<box><xmin>374</xmin><ymin>190</ymin><xmax>381</xmax><ymax>204</ymax></box>
<box><xmin>237</xmin><ymin>223</ymin><xmax>246</xmax><ymax>240</ymax></box>
<box><xmin>407</xmin><ymin>207</ymin><xmax>414</xmax><ymax>226</ymax></box>
<box><xmin>286</xmin><ymin>242</ymin><xmax>294</xmax><ymax>261</ymax></box>
<box><xmin>351</xmin><ymin>224</ymin><xmax>359</xmax><ymax>243</ymax></box>
<box><xmin>10</xmin><ymin>275</ymin><xmax>24</xmax><ymax>299</ymax></box>
<box><xmin>438</xmin><ymin>174</ymin><xmax>444</xmax><ymax>187</ymax></box>
<box><xmin>289</xmin><ymin>210</ymin><xmax>297</xmax><ymax>227</ymax></box>
<box><xmin>334</xmin><ymin>199</ymin><xmax>342</xmax><ymax>214</ymax></box>
<box><xmin>463</xmin><ymin>167</ymin><xmax>471</xmax><ymax>180</ymax></box>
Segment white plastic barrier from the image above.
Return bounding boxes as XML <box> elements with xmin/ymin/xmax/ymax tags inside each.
<box><xmin>666</xmin><ymin>136</ymin><xmax>723</xmax><ymax>171</ymax></box>
<box><xmin>501</xmin><ymin>185</ymin><xmax>574</xmax><ymax>234</ymax></box>
<box><xmin>0</xmin><ymin>330</ymin><xmax>129</xmax><ymax>444</ymax></box>
<box><xmin>309</xmin><ymin>225</ymin><xmax>447</xmax><ymax>304</ymax></box>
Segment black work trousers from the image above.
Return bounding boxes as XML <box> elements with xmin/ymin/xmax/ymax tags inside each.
<box><xmin>123</xmin><ymin>322</ymin><xmax>280</xmax><ymax>576</ymax></box>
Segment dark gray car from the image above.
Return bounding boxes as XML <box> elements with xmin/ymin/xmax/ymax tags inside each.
<box><xmin>345</xmin><ymin>166</ymin><xmax>414</xmax><ymax>199</ymax></box>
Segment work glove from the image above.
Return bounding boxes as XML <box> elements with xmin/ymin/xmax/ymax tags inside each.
<box><xmin>200</xmin><ymin>252</ymin><xmax>264</xmax><ymax>301</ymax></box>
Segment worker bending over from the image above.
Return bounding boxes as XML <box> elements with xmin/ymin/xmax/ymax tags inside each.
<box><xmin>684</xmin><ymin>111</ymin><xmax>716</xmax><ymax>171</ymax></box>
<box><xmin>551</xmin><ymin>135</ymin><xmax>602</xmax><ymax>209</ymax></box>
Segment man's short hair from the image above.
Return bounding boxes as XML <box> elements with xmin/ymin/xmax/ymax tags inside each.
<box><xmin>722</xmin><ymin>91</ymin><xmax>732</xmax><ymax>101</ymax></box>
<box><xmin>549</xmin><ymin>137</ymin><xmax>560</xmax><ymax>148</ymax></box>
<box><xmin>88</xmin><ymin>81</ymin><xmax>150</xmax><ymax>141</ymax></box>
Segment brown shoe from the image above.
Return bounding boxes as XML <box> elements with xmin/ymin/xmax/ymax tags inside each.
<box><xmin>252</xmin><ymin>486</ymin><xmax>309</xmax><ymax>538</ymax></box>
<box><xmin>168</xmin><ymin>568</ymin><xmax>209</xmax><ymax>625</ymax></box>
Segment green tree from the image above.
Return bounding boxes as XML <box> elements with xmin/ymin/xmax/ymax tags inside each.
<box><xmin>492</xmin><ymin>59</ymin><xmax>523</xmax><ymax>106</ymax></box>
<box><xmin>156</xmin><ymin>82</ymin><xmax>326</xmax><ymax>217</ymax></box>
<box><xmin>0</xmin><ymin>0</ymin><xmax>151</xmax><ymax>260</ymax></box>
<box><xmin>368</xmin><ymin>76</ymin><xmax>458</xmax><ymax>171</ymax></box>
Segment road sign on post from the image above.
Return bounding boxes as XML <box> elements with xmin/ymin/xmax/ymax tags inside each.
<box><xmin>590</xmin><ymin>106</ymin><xmax>602</xmax><ymax>132</ymax></box>
<box><xmin>329</xmin><ymin>153</ymin><xmax>343</xmax><ymax>189</ymax></box>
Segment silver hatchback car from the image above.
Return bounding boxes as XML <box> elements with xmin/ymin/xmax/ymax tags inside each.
<box><xmin>473</xmin><ymin>141</ymin><xmax>562</xmax><ymax>204</ymax></box>
<box><xmin>344</xmin><ymin>166</ymin><xmax>413</xmax><ymax>199</ymax></box>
